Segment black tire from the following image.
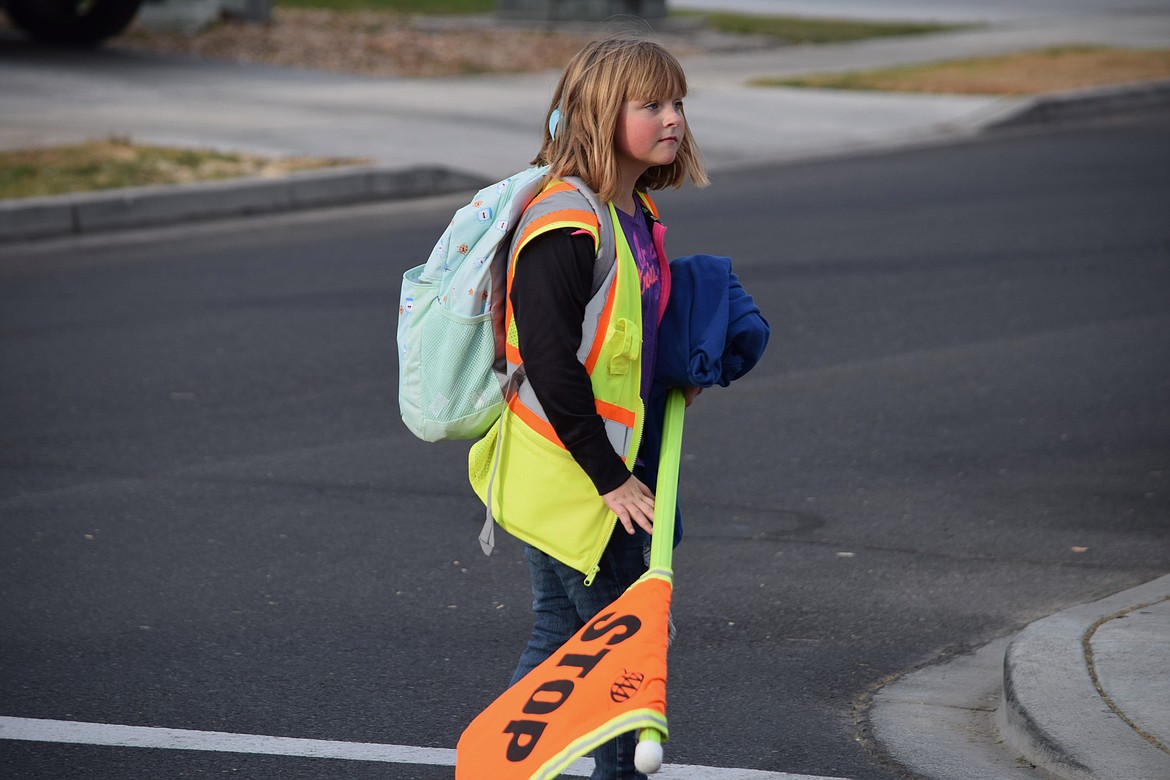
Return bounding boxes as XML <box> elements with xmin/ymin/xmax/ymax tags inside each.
<box><xmin>5</xmin><ymin>0</ymin><xmax>144</xmax><ymax>45</ymax></box>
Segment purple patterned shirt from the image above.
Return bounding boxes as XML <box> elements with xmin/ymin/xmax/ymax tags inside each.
<box><xmin>616</xmin><ymin>205</ymin><xmax>661</xmax><ymax>410</ymax></box>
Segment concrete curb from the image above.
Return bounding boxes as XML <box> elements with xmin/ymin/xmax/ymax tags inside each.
<box><xmin>0</xmin><ymin>165</ymin><xmax>488</xmax><ymax>243</ymax></box>
<box><xmin>984</xmin><ymin>78</ymin><xmax>1170</xmax><ymax>130</ymax></box>
<box><xmin>997</xmin><ymin>574</ymin><xmax>1170</xmax><ymax>780</ymax></box>
<box><xmin>868</xmin><ymin>636</ymin><xmax>1044</xmax><ymax>780</ymax></box>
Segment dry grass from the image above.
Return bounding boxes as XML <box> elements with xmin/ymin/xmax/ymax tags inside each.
<box><xmin>754</xmin><ymin>46</ymin><xmax>1170</xmax><ymax>95</ymax></box>
<box><xmin>101</xmin><ymin>9</ymin><xmax>960</xmax><ymax>77</ymax></box>
<box><xmin>109</xmin><ymin>9</ymin><xmax>612</xmax><ymax>77</ymax></box>
<box><xmin>1</xmin><ymin>6</ymin><xmax>960</xmax><ymax>77</ymax></box>
<box><xmin>0</xmin><ymin>137</ymin><xmax>369</xmax><ymax>199</ymax></box>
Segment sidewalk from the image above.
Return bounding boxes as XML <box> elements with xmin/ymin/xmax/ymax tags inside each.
<box><xmin>1000</xmin><ymin>575</ymin><xmax>1170</xmax><ymax>780</ymax></box>
<box><xmin>2</xmin><ymin>8</ymin><xmax>1170</xmax><ymax>241</ymax></box>
<box><xmin>872</xmin><ymin>574</ymin><xmax>1170</xmax><ymax>780</ymax></box>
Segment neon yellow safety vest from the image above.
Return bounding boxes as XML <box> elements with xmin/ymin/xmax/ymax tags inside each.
<box><xmin>468</xmin><ymin>179</ymin><xmax>661</xmax><ymax>583</ymax></box>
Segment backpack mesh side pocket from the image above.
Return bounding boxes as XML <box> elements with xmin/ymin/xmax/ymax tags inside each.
<box><xmin>418</xmin><ymin>304</ymin><xmax>503</xmax><ymax>439</ymax></box>
<box><xmin>397</xmin><ymin>265</ymin><xmax>435</xmax><ymax>439</ymax></box>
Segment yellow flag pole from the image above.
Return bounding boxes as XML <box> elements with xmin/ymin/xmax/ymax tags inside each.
<box><xmin>635</xmin><ymin>387</ymin><xmax>687</xmax><ymax>773</ymax></box>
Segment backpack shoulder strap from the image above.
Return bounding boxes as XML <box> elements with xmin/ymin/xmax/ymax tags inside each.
<box><xmin>561</xmin><ymin>176</ymin><xmax>616</xmax><ymax>296</ymax></box>
<box><xmin>509</xmin><ymin>176</ymin><xmax>616</xmax><ymax>296</ymax></box>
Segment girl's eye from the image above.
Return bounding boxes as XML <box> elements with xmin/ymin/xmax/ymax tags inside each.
<box><xmin>644</xmin><ymin>101</ymin><xmax>659</xmax><ymax>110</ymax></box>
<box><xmin>673</xmin><ymin>100</ymin><xmax>685</xmax><ymax>111</ymax></box>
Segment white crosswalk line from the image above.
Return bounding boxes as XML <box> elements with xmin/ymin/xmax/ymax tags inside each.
<box><xmin>0</xmin><ymin>715</ymin><xmax>852</xmax><ymax>780</ymax></box>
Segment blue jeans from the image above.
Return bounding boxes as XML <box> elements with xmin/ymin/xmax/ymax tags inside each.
<box><xmin>510</xmin><ymin>529</ymin><xmax>649</xmax><ymax>780</ymax></box>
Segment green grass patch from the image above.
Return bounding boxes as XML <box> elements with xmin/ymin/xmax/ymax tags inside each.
<box><xmin>750</xmin><ymin>46</ymin><xmax>1170</xmax><ymax>95</ymax></box>
<box><xmin>273</xmin><ymin>0</ymin><xmax>492</xmax><ymax>12</ymax></box>
<box><xmin>676</xmin><ymin>11</ymin><xmax>960</xmax><ymax>44</ymax></box>
<box><xmin>0</xmin><ymin>137</ymin><xmax>367</xmax><ymax>199</ymax></box>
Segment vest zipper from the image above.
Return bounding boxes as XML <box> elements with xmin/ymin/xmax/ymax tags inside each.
<box><xmin>584</xmin><ymin>401</ymin><xmax>645</xmax><ymax>588</ymax></box>
<box><xmin>630</xmin><ymin>398</ymin><xmax>645</xmax><ymax>472</ymax></box>
<box><xmin>582</xmin><ymin>515</ymin><xmax>620</xmax><ymax>587</ymax></box>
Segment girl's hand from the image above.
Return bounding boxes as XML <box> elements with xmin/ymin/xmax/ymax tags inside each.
<box><xmin>602</xmin><ymin>476</ymin><xmax>655</xmax><ymax>535</ymax></box>
<box><xmin>682</xmin><ymin>386</ymin><xmax>703</xmax><ymax>407</ymax></box>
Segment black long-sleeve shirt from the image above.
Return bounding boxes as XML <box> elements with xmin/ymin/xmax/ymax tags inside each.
<box><xmin>509</xmin><ymin>228</ymin><xmax>631</xmax><ymax>496</ymax></box>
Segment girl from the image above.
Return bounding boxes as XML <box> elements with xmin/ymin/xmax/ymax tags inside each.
<box><xmin>468</xmin><ymin>36</ymin><xmax>706</xmax><ymax>780</ymax></box>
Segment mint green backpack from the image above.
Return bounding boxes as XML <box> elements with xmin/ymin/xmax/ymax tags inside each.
<box><xmin>396</xmin><ymin>167</ymin><xmax>612</xmax><ymax>442</ymax></box>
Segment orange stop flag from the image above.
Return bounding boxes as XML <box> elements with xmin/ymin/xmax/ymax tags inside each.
<box><xmin>455</xmin><ymin>571</ymin><xmax>672</xmax><ymax>780</ymax></box>
<box><xmin>458</xmin><ymin>389</ymin><xmax>688</xmax><ymax>779</ymax></box>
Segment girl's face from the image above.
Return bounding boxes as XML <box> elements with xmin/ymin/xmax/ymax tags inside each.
<box><xmin>615</xmin><ymin>94</ymin><xmax>686</xmax><ymax>178</ymax></box>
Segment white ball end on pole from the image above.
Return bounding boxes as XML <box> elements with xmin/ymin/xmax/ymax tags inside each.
<box><xmin>634</xmin><ymin>738</ymin><xmax>663</xmax><ymax>773</ymax></box>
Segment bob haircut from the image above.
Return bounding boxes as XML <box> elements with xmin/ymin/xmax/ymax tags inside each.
<box><xmin>532</xmin><ymin>37</ymin><xmax>708</xmax><ymax>205</ymax></box>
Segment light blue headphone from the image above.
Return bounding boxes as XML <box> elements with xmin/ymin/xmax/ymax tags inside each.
<box><xmin>548</xmin><ymin>108</ymin><xmax>562</xmax><ymax>140</ymax></box>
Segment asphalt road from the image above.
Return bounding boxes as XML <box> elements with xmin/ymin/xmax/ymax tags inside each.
<box><xmin>2</xmin><ymin>109</ymin><xmax>1169</xmax><ymax>780</ymax></box>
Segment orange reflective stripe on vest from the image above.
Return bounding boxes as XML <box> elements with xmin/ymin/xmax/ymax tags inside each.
<box><xmin>507</xmin><ymin>393</ymin><xmax>639</xmax><ymax>451</ymax></box>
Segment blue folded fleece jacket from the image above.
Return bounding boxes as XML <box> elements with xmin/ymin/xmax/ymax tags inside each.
<box><xmin>634</xmin><ymin>254</ymin><xmax>771</xmax><ymax>547</ymax></box>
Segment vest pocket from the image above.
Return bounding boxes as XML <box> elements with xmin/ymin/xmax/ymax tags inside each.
<box><xmin>606</xmin><ymin>317</ymin><xmax>641</xmax><ymax>376</ymax></box>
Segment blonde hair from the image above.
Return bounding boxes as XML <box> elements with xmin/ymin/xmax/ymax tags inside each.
<box><xmin>532</xmin><ymin>37</ymin><xmax>708</xmax><ymax>204</ymax></box>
